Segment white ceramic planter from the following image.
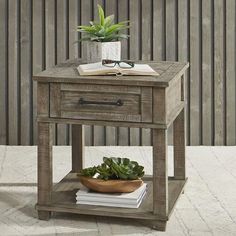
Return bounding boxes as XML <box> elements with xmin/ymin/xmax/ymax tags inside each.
<box><xmin>86</xmin><ymin>41</ymin><xmax>121</xmax><ymax>63</ymax></box>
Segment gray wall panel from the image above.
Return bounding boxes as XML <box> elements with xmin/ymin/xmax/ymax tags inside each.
<box><xmin>0</xmin><ymin>0</ymin><xmax>235</xmax><ymax>146</ymax></box>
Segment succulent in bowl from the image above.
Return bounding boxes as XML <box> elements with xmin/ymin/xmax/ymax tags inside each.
<box><xmin>79</xmin><ymin>157</ymin><xmax>145</xmax><ymax>181</ymax></box>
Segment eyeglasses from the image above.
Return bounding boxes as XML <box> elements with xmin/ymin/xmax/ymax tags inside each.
<box><xmin>102</xmin><ymin>59</ymin><xmax>135</xmax><ymax>69</ymax></box>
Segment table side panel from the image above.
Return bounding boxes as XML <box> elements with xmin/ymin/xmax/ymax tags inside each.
<box><xmin>166</xmin><ymin>77</ymin><xmax>183</xmax><ymax>119</ymax></box>
<box><xmin>37</xmin><ymin>83</ymin><xmax>50</xmax><ymax>117</ymax></box>
<box><xmin>50</xmin><ymin>83</ymin><xmax>61</xmax><ymax>117</ymax></box>
<box><xmin>141</xmin><ymin>87</ymin><xmax>153</xmax><ymax>122</ymax></box>
<box><xmin>153</xmin><ymin>87</ymin><xmax>166</xmax><ymax>124</ymax></box>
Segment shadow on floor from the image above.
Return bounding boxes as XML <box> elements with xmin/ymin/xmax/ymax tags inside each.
<box><xmin>0</xmin><ymin>188</ymin><xmax>153</xmax><ymax>235</ymax></box>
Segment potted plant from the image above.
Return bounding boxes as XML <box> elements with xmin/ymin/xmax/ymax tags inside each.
<box><xmin>77</xmin><ymin>4</ymin><xmax>129</xmax><ymax>63</ymax></box>
<box><xmin>78</xmin><ymin>157</ymin><xmax>145</xmax><ymax>193</ymax></box>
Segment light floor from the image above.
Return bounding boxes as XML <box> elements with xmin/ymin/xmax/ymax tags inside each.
<box><xmin>0</xmin><ymin>146</ymin><xmax>236</xmax><ymax>236</ymax></box>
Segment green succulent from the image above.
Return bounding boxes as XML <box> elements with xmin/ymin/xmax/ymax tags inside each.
<box><xmin>77</xmin><ymin>4</ymin><xmax>129</xmax><ymax>42</ymax></box>
<box><xmin>79</xmin><ymin>157</ymin><xmax>144</xmax><ymax>181</ymax></box>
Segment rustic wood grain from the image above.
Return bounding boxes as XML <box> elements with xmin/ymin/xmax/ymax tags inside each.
<box><xmin>202</xmin><ymin>0</ymin><xmax>213</xmax><ymax>145</ymax></box>
<box><xmin>68</xmin><ymin>0</ymin><xmax>78</xmax><ymax>60</ymax></box>
<box><xmin>166</xmin><ymin>0</ymin><xmax>178</xmax><ymax>145</ymax></box>
<box><xmin>33</xmin><ymin>0</ymin><xmax>44</xmax><ymax>144</ymax></box>
<box><xmin>72</xmin><ymin>124</ymin><xmax>84</xmax><ymax>172</ymax></box>
<box><xmin>190</xmin><ymin>0</ymin><xmax>201</xmax><ymax>145</ymax></box>
<box><xmin>226</xmin><ymin>0</ymin><xmax>236</xmax><ymax>145</ymax></box>
<box><xmin>214</xmin><ymin>0</ymin><xmax>225</xmax><ymax>145</ymax></box>
<box><xmin>141</xmin><ymin>87</ymin><xmax>152</xmax><ymax>123</ymax></box>
<box><xmin>20</xmin><ymin>0</ymin><xmax>31</xmax><ymax>145</ymax></box>
<box><xmin>173</xmin><ymin>109</ymin><xmax>186</xmax><ymax>179</ymax></box>
<box><xmin>0</xmin><ymin>0</ymin><xmax>7</xmax><ymax>144</ymax></box>
<box><xmin>152</xmin><ymin>129</ymin><xmax>168</xmax><ymax>219</ymax></box>
<box><xmin>93</xmin><ymin>0</ymin><xmax>105</xmax><ymax>146</ymax></box>
<box><xmin>58</xmin><ymin>83</ymin><xmax>143</xmax><ymax>122</ymax></box>
<box><xmin>33</xmin><ymin>60</ymin><xmax>187</xmax><ymax>87</ymax></box>
<box><xmin>56</xmin><ymin>0</ymin><xmax>68</xmax><ymax>145</ymax></box>
<box><xmin>81</xmin><ymin>0</ymin><xmax>93</xmax><ymax>146</ymax></box>
<box><xmin>37</xmin><ymin>122</ymin><xmax>53</xmax><ymax>220</ymax></box>
<box><xmin>117</xmin><ymin>0</ymin><xmax>129</xmax><ymax>146</ymax></box>
<box><xmin>37</xmin><ymin>117</ymin><xmax>168</xmax><ymax>129</ymax></box>
<box><xmin>68</xmin><ymin>0</ymin><xmax>78</xmax><ymax>146</ymax></box>
<box><xmin>105</xmin><ymin>0</ymin><xmax>117</xmax><ymax>146</ymax></box>
<box><xmin>37</xmin><ymin>83</ymin><xmax>50</xmax><ymax>117</ymax></box>
<box><xmin>129</xmin><ymin>0</ymin><xmax>141</xmax><ymax>146</ymax></box>
<box><xmin>153</xmin><ymin>88</ymin><xmax>166</xmax><ymax>124</ymax></box>
<box><xmin>153</xmin><ymin>0</ymin><xmax>165</xmax><ymax>61</ymax></box>
<box><xmin>166</xmin><ymin>0</ymin><xmax>177</xmax><ymax>61</ymax></box>
<box><xmin>35</xmin><ymin>61</ymin><xmax>188</xmax><ymax>230</ymax></box>
<box><xmin>61</xmin><ymin>84</ymin><xmax>141</xmax><ymax>94</ymax></box>
<box><xmin>45</xmin><ymin>0</ymin><xmax>55</xmax><ymax>68</ymax></box>
<box><xmin>45</xmin><ymin>0</ymin><xmax>56</xmax><ymax>144</ymax></box>
<box><xmin>2</xmin><ymin>0</ymin><xmax>236</xmax><ymax>146</ymax></box>
<box><xmin>61</xmin><ymin>92</ymin><xmax>140</xmax><ymax>111</ymax></box>
<box><xmin>141</xmin><ymin>0</ymin><xmax>152</xmax><ymax>146</ymax></box>
<box><xmin>178</xmin><ymin>0</ymin><xmax>189</xmax><ymax>144</ymax></box>
<box><xmin>36</xmin><ymin>172</ymin><xmax>186</xmax><ymax>222</ymax></box>
<box><xmin>50</xmin><ymin>83</ymin><xmax>61</xmax><ymax>117</ymax></box>
<box><xmin>8</xmin><ymin>0</ymin><xmax>19</xmax><ymax>145</ymax></box>
<box><xmin>166</xmin><ymin>79</ymin><xmax>182</xmax><ymax>118</ymax></box>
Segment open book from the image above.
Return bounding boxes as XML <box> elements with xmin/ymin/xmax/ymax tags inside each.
<box><xmin>77</xmin><ymin>62</ymin><xmax>159</xmax><ymax>76</ymax></box>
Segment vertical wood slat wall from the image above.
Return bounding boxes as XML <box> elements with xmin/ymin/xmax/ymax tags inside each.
<box><xmin>0</xmin><ymin>0</ymin><xmax>235</xmax><ymax>146</ymax></box>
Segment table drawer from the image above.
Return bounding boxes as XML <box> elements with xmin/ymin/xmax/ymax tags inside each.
<box><xmin>50</xmin><ymin>83</ymin><xmax>152</xmax><ymax>123</ymax></box>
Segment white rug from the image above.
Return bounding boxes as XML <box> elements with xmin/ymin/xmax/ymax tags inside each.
<box><xmin>0</xmin><ymin>146</ymin><xmax>236</xmax><ymax>236</ymax></box>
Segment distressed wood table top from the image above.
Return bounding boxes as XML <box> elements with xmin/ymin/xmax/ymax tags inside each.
<box><xmin>33</xmin><ymin>59</ymin><xmax>189</xmax><ymax>87</ymax></box>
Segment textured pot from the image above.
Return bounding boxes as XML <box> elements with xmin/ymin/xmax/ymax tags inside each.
<box><xmin>86</xmin><ymin>41</ymin><xmax>121</xmax><ymax>63</ymax></box>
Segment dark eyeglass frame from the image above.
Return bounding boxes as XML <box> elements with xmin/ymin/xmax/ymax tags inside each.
<box><xmin>102</xmin><ymin>59</ymin><xmax>135</xmax><ymax>68</ymax></box>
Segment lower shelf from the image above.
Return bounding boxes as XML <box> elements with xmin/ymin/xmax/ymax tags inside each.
<box><xmin>36</xmin><ymin>172</ymin><xmax>187</xmax><ymax>221</ymax></box>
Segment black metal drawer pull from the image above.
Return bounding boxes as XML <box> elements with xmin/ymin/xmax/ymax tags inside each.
<box><xmin>79</xmin><ymin>98</ymin><xmax>123</xmax><ymax>106</ymax></box>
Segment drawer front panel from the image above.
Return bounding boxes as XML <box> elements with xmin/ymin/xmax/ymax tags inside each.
<box><xmin>61</xmin><ymin>91</ymin><xmax>141</xmax><ymax>121</ymax></box>
<box><xmin>50</xmin><ymin>83</ymin><xmax>152</xmax><ymax>123</ymax></box>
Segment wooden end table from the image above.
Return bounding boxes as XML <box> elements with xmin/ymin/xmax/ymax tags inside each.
<box><xmin>33</xmin><ymin>59</ymin><xmax>189</xmax><ymax>231</ymax></box>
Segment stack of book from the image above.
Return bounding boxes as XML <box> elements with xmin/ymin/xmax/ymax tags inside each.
<box><xmin>76</xmin><ymin>183</ymin><xmax>147</xmax><ymax>208</ymax></box>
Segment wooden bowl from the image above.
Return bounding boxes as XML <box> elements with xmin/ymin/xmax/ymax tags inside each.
<box><xmin>78</xmin><ymin>175</ymin><xmax>143</xmax><ymax>193</ymax></box>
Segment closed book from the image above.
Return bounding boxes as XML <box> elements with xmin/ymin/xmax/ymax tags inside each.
<box><xmin>76</xmin><ymin>183</ymin><xmax>147</xmax><ymax>203</ymax></box>
<box><xmin>76</xmin><ymin>190</ymin><xmax>146</xmax><ymax>208</ymax></box>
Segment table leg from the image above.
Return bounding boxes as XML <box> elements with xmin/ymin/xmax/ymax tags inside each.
<box><xmin>173</xmin><ymin>108</ymin><xmax>186</xmax><ymax>180</ymax></box>
<box><xmin>37</xmin><ymin>122</ymin><xmax>53</xmax><ymax>220</ymax></box>
<box><xmin>152</xmin><ymin>128</ymin><xmax>168</xmax><ymax>231</ymax></box>
<box><xmin>72</xmin><ymin>124</ymin><xmax>84</xmax><ymax>172</ymax></box>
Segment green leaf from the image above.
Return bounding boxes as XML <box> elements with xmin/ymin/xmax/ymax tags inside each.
<box><xmin>123</xmin><ymin>158</ymin><xmax>130</xmax><ymax>166</ymax></box>
<box><xmin>77</xmin><ymin>26</ymin><xmax>97</xmax><ymax>34</ymax></box>
<box><xmin>97</xmin><ymin>4</ymin><xmax>105</xmax><ymax>26</ymax></box>
<box><xmin>76</xmin><ymin>4</ymin><xmax>130</xmax><ymax>42</ymax></box>
<box><xmin>106</xmin><ymin>25</ymin><xmax>129</xmax><ymax>35</ymax></box>
<box><xmin>80</xmin><ymin>157</ymin><xmax>144</xmax><ymax>180</ymax></box>
<box><xmin>104</xmin><ymin>15</ymin><xmax>115</xmax><ymax>27</ymax></box>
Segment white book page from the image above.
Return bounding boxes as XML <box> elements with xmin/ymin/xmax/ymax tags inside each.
<box><xmin>77</xmin><ymin>62</ymin><xmax>119</xmax><ymax>75</ymax></box>
<box><xmin>76</xmin><ymin>190</ymin><xmax>147</xmax><ymax>204</ymax></box>
<box><xmin>76</xmin><ymin>191</ymin><xmax>146</xmax><ymax>208</ymax></box>
<box><xmin>127</xmin><ymin>64</ymin><xmax>157</xmax><ymax>72</ymax></box>
<box><xmin>77</xmin><ymin>62</ymin><xmax>159</xmax><ymax>76</ymax></box>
